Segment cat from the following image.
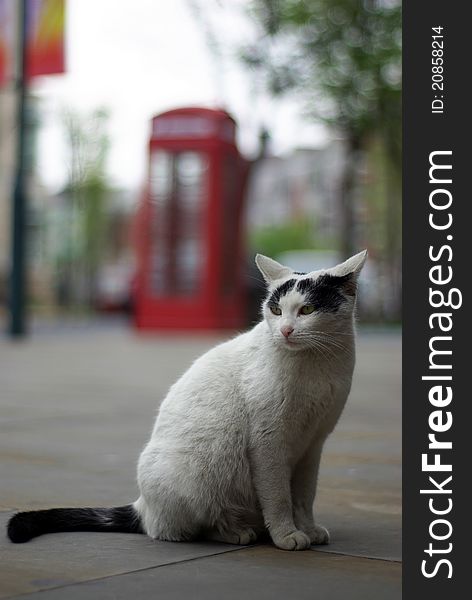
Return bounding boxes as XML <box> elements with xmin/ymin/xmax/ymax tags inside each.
<box><xmin>8</xmin><ymin>250</ymin><xmax>366</xmax><ymax>551</ymax></box>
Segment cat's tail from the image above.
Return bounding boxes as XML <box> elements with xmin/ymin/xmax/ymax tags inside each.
<box><xmin>7</xmin><ymin>504</ymin><xmax>143</xmax><ymax>543</ymax></box>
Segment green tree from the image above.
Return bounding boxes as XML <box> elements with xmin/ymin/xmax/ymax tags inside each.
<box><xmin>243</xmin><ymin>0</ymin><xmax>401</xmax><ymax>262</ymax></box>
<box><xmin>251</xmin><ymin>218</ymin><xmax>319</xmax><ymax>258</ymax></box>
<box><xmin>62</xmin><ymin>108</ymin><xmax>111</xmax><ymax>307</ymax></box>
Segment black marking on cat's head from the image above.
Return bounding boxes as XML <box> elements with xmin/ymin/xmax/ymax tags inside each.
<box><xmin>293</xmin><ymin>271</ymin><xmax>306</xmax><ymax>275</ymax></box>
<box><xmin>296</xmin><ymin>274</ymin><xmax>355</xmax><ymax>313</ymax></box>
<box><xmin>267</xmin><ymin>278</ymin><xmax>296</xmax><ymax>310</ymax></box>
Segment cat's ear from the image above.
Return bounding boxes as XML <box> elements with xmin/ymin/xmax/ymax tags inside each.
<box><xmin>331</xmin><ymin>249</ymin><xmax>368</xmax><ymax>277</ymax></box>
<box><xmin>319</xmin><ymin>250</ymin><xmax>367</xmax><ymax>296</ymax></box>
<box><xmin>255</xmin><ymin>254</ymin><xmax>293</xmax><ymax>284</ymax></box>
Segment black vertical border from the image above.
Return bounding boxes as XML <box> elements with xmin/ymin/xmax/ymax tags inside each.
<box><xmin>403</xmin><ymin>2</ymin><xmax>469</xmax><ymax>597</ymax></box>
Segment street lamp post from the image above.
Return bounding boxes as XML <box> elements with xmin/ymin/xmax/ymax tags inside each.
<box><xmin>9</xmin><ymin>0</ymin><xmax>28</xmax><ymax>337</ymax></box>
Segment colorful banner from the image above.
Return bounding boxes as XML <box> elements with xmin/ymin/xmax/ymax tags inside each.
<box><xmin>0</xmin><ymin>0</ymin><xmax>65</xmax><ymax>86</ymax></box>
<box><xmin>26</xmin><ymin>0</ymin><xmax>65</xmax><ymax>78</ymax></box>
<box><xmin>0</xmin><ymin>0</ymin><xmax>14</xmax><ymax>86</ymax></box>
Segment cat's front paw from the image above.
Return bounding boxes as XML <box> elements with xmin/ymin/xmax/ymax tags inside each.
<box><xmin>273</xmin><ymin>529</ymin><xmax>311</xmax><ymax>551</ymax></box>
<box><xmin>305</xmin><ymin>523</ymin><xmax>330</xmax><ymax>545</ymax></box>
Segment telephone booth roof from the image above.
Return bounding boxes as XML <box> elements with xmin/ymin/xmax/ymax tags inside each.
<box><xmin>151</xmin><ymin>107</ymin><xmax>237</xmax><ymax>147</ymax></box>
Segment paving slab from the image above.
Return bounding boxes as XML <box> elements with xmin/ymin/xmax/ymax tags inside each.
<box><xmin>7</xmin><ymin>547</ymin><xmax>401</xmax><ymax>600</ymax></box>
<box><xmin>0</xmin><ymin>512</ymin><xmax>241</xmax><ymax>599</ymax></box>
<box><xmin>0</xmin><ymin>326</ymin><xmax>401</xmax><ymax>598</ymax></box>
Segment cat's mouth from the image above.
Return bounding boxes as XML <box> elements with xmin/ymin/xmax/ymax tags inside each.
<box><xmin>279</xmin><ymin>336</ymin><xmax>302</xmax><ymax>350</ymax></box>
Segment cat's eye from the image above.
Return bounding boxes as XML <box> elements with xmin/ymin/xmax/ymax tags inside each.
<box><xmin>299</xmin><ymin>305</ymin><xmax>315</xmax><ymax>315</ymax></box>
<box><xmin>270</xmin><ymin>306</ymin><xmax>282</xmax><ymax>316</ymax></box>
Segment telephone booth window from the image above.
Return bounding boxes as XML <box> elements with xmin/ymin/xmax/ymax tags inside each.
<box><xmin>149</xmin><ymin>150</ymin><xmax>208</xmax><ymax>297</ymax></box>
<box><xmin>149</xmin><ymin>151</ymin><xmax>172</xmax><ymax>295</ymax></box>
<box><xmin>150</xmin><ymin>150</ymin><xmax>173</xmax><ymax>200</ymax></box>
<box><xmin>175</xmin><ymin>152</ymin><xmax>208</xmax><ymax>295</ymax></box>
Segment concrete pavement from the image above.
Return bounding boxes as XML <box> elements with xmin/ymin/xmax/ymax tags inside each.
<box><xmin>0</xmin><ymin>324</ymin><xmax>401</xmax><ymax>599</ymax></box>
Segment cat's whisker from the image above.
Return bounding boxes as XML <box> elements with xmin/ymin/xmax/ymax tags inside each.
<box><xmin>299</xmin><ymin>337</ymin><xmax>340</xmax><ymax>361</ymax></box>
<box><xmin>313</xmin><ymin>336</ymin><xmax>352</xmax><ymax>354</ymax></box>
<box><xmin>301</xmin><ymin>331</ymin><xmax>354</xmax><ymax>354</ymax></box>
<box><xmin>305</xmin><ymin>341</ymin><xmax>332</xmax><ymax>362</ymax></box>
<box><xmin>293</xmin><ymin>332</ymin><xmax>353</xmax><ymax>358</ymax></box>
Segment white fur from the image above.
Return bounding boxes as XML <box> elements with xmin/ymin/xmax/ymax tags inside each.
<box><xmin>135</xmin><ymin>251</ymin><xmax>367</xmax><ymax>550</ymax></box>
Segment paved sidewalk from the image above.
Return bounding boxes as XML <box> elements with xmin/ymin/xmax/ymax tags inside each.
<box><xmin>0</xmin><ymin>325</ymin><xmax>401</xmax><ymax>599</ymax></box>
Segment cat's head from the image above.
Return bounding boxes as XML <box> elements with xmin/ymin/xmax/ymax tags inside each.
<box><xmin>255</xmin><ymin>251</ymin><xmax>367</xmax><ymax>352</ymax></box>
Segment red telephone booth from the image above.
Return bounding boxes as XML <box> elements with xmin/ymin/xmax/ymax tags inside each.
<box><xmin>133</xmin><ymin>107</ymin><xmax>247</xmax><ymax>330</ymax></box>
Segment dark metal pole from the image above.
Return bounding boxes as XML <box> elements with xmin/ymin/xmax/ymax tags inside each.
<box><xmin>9</xmin><ymin>0</ymin><xmax>28</xmax><ymax>337</ymax></box>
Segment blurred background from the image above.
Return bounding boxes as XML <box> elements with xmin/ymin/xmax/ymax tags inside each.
<box><xmin>1</xmin><ymin>5</ymin><xmax>402</xmax><ymax>593</ymax></box>
<box><xmin>0</xmin><ymin>0</ymin><xmax>401</xmax><ymax>335</ymax></box>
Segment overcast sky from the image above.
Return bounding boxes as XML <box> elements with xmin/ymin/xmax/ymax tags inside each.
<box><xmin>33</xmin><ymin>0</ymin><xmax>327</xmax><ymax>195</ymax></box>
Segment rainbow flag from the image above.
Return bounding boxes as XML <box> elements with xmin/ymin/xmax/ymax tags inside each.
<box><xmin>26</xmin><ymin>0</ymin><xmax>65</xmax><ymax>78</ymax></box>
<box><xmin>0</xmin><ymin>0</ymin><xmax>65</xmax><ymax>86</ymax></box>
<box><xmin>0</xmin><ymin>0</ymin><xmax>14</xmax><ymax>86</ymax></box>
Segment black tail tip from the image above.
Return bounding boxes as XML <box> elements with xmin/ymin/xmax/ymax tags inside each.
<box><xmin>7</xmin><ymin>513</ymin><xmax>35</xmax><ymax>543</ymax></box>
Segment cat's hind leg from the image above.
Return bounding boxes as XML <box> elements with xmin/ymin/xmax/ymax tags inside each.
<box><xmin>204</xmin><ymin>505</ymin><xmax>262</xmax><ymax>545</ymax></box>
<box><xmin>133</xmin><ymin>495</ymin><xmax>201</xmax><ymax>542</ymax></box>
<box><xmin>205</xmin><ymin>526</ymin><xmax>258</xmax><ymax>545</ymax></box>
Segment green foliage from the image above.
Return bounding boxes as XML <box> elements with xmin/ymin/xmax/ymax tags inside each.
<box><xmin>243</xmin><ymin>1</ymin><xmax>402</xmax><ymax>318</ymax></box>
<box><xmin>76</xmin><ymin>176</ymin><xmax>109</xmax><ymax>268</ymax></box>
<box><xmin>59</xmin><ymin>108</ymin><xmax>112</xmax><ymax>306</ymax></box>
<box><xmin>244</xmin><ymin>0</ymin><xmax>401</xmax><ymax>150</ymax></box>
<box><xmin>64</xmin><ymin>108</ymin><xmax>111</xmax><ymax>270</ymax></box>
<box><xmin>249</xmin><ymin>218</ymin><xmax>330</xmax><ymax>258</ymax></box>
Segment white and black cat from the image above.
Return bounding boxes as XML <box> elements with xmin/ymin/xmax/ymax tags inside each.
<box><xmin>8</xmin><ymin>250</ymin><xmax>366</xmax><ymax>551</ymax></box>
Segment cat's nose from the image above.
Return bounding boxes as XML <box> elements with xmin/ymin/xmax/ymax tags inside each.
<box><xmin>281</xmin><ymin>325</ymin><xmax>294</xmax><ymax>338</ymax></box>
